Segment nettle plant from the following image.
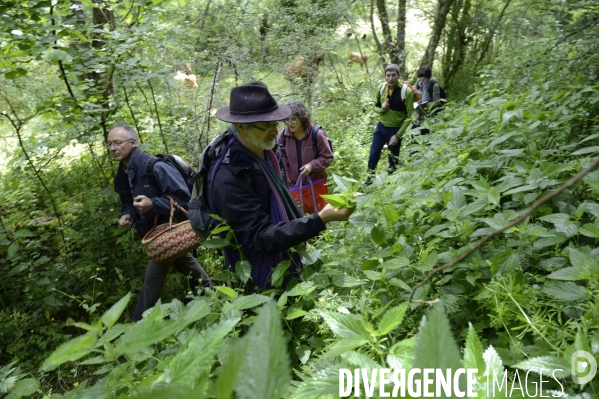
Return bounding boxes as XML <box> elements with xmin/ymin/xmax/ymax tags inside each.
<box><xmin>32</xmin><ymin>76</ymin><xmax>599</xmax><ymax>398</ymax></box>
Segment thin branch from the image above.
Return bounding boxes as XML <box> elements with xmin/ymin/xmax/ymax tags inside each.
<box><xmin>147</xmin><ymin>78</ymin><xmax>168</xmax><ymax>153</ymax></box>
<box><xmin>409</xmin><ymin>153</ymin><xmax>599</xmax><ymax>302</ymax></box>
<box><xmin>123</xmin><ymin>85</ymin><xmax>143</xmax><ymax>143</ymax></box>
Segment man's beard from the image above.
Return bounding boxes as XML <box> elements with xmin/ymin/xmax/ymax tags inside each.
<box><xmin>247</xmin><ymin>129</ymin><xmax>276</xmax><ymax>150</ymax></box>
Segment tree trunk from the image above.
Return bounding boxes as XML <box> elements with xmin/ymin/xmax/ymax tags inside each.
<box><xmin>419</xmin><ymin>0</ymin><xmax>455</xmax><ymax>70</ymax></box>
<box><xmin>474</xmin><ymin>0</ymin><xmax>513</xmax><ymax>68</ymax></box>
<box><xmin>396</xmin><ymin>0</ymin><xmax>407</xmax><ymax>73</ymax></box>
<box><xmin>442</xmin><ymin>0</ymin><xmax>472</xmax><ymax>88</ymax></box>
<box><xmin>376</xmin><ymin>0</ymin><xmax>396</xmax><ymax>64</ymax></box>
<box><xmin>369</xmin><ymin>0</ymin><xmax>385</xmax><ymax>65</ymax></box>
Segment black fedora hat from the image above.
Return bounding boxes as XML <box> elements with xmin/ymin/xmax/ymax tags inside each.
<box><xmin>216</xmin><ymin>81</ymin><xmax>291</xmax><ymax>123</ymax></box>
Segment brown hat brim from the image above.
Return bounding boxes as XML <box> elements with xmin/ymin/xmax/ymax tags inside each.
<box><xmin>215</xmin><ymin>104</ymin><xmax>292</xmax><ymax>123</ymax></box>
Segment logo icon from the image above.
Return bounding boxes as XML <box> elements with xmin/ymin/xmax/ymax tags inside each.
<box><xmin>571</xmin><ymin>350</ymin><xmax>597</xmax><ymax>384</ymax></box>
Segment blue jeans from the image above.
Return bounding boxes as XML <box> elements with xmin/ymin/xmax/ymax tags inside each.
<box><xmin>367</xmin><ymin>122</ymin><xmax>401</xmax><ymax>173</ymax></box>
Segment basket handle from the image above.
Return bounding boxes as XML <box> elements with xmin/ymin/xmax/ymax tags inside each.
<box><xmin>141</xmin><ymin>196</ymin><xmax>187</xmax><ymax>240</ymax></box>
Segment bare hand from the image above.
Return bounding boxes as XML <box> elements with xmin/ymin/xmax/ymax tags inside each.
<box><xmin>381</xmin><ymin>99</ymin><xmax>390</xmax><ymax>113</ymax></box>
<box><xmin>119</xmin><ymin>214</ymin><xmax>133</xmax><ymax>228</ymax></box>
<box><xmin>318</xmin><ymin>204</ymin><xmax>356</xmax><ymax>224</ymax></box>
<box><xmin>299</xmin><ymin>163</ymin><xmax>313</xmax><ymax>176</ymax></box>
<box><xmin>133</xmin><ymin>195</ymin><xmax>153</xmax><ymax>213</ymax></box>
<box><xmin>388</xmin><ymin>135</ymin><xmax>399</xmax><ymax>147</ymax></box>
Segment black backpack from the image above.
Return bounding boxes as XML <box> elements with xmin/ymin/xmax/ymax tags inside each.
<box><xmin>144</xmin><ymin>154</ymin><xmax>197</xmax><ymax>194</ymax></box>
<box><xmin>187</xmin><ymin>132</ymin><xmax>235</xmax><ymax>236</ymax></box>
<box><xmin>428</xmin><ymin>82</ymin><xmax>447</xmax><ymax>115</ymax></box>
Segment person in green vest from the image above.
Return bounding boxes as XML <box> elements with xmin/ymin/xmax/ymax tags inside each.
<box><xmin>364</xmin><ymin>64</ymin><xmax>414</xmax><ymax>186</ymax></box>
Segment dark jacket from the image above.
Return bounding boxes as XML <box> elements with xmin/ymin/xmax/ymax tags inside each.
<box><xmin>114</xmin><ymin>147</ymin><xmax>191</xmax><ymax>237</ymax></box>
<box><xmin>208</xmin><ymin>138</ymin><xmax>326</xmax><ymax>289</ymax></box>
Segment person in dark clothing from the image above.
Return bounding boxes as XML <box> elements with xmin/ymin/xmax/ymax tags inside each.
<box><xmin>208</xmin><ymin>82</ymin><xmax>354</xmax><ymax>289</ymax></box>
<box><xmin>109</xmin><ymin>124</ymin><xmax>211</xmax><ymax>321</ymax></box>
<box><xmin>364</xmin><ymin>64</ymin><xmax>414</xmax><ymax>186</ymax></box>
<box><xmin>413</xmin><ymin>65</ymin><xmax>441</xmax><ymax>135</ymax></box>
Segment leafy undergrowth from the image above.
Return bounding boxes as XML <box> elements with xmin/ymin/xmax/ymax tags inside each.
<box><xmin>13</xmin><ymin>70</ymin><xmax>598</xmax><ymax>399</ymax></box>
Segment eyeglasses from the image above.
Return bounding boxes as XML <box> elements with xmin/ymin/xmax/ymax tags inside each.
<box><xmin>285</xmin><ymin>116</ymin><xmax>300</xmax><ymax>124</ymax></box>
<box><xmin>251</xmin><ymin>122</ymin><xmax>280</xmax><ymax>132</ymax></box>
<box><xmin>105</xmin><ymin>139</ymin><xmax>133</xmax><ymax>149</ymax></box>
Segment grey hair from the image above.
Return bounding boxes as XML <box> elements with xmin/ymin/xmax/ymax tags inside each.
<box><xmin>384</xmin><ymin>64</ymin><xmax>400</xmax><ymax>75</ymax></box>
<box><xmin>287</xmin><ymin>101</ymin><xmax>311</xmax><ymax>131</ymax></box>
<box><xmin>112</xmin><ymin>124</ymin><xmax>139</xmax><ymax>141</ymax></box>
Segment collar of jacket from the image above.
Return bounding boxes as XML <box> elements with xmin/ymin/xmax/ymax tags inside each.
<box><xmin>223</xmin><ymin>139</ymin><xmax>262</xmax><ymax>176</ymax></box>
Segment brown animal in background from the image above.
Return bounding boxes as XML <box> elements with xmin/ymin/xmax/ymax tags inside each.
<box><xmin>173</xmin><ymin>70</ymin><xmax>201</xmax><ymax>88</ymax></box>
<box><xmin>348</xmin><ymin>52</ymin><xmax>371</xmax><ymax>69</ymax></box>
<box><xmin>283</xmin><ymin>55</ymin><xmax>324</xmax><ymax>83</ymax></box>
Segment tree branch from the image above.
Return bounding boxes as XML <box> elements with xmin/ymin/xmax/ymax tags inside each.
<box><xmin>409</xmin><ymin>153</ymin><xmax>599</xmax><ymax>303</ymax></box>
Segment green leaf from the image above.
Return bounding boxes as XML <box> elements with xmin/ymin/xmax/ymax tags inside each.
<box><xmin>42</xmin><ymin>332</ymin><xmax>98</xmax><ymax>371</ymax></box>
<box><xmin>236</xmin><ymin>260</ymin><xmax>252</xmax><ymax>284</ymax></box>
<box><xmin>320</xmin><ymin>194</ymin><xmax>347</xmax><ymax>209</ymax></box>
<box><xmin>230</xmin><ymin>294</ymin><xmax>270</xmax><ymax>311</ymax></box>
<box><xmin>569</xmin><ymin>248</ymin><xmax>599</xmax><ymax>278</ymax></box>
<box><xmin>286</xmin><ymin>309</ymin><xmax>307</xmax><ymax>320</ymax></box>
<box><xmin>183</xmin><ymin>299</ymin><xmax>211</xmax><ymax>325</ymax></box>
<box><xmin>41</xmin><ymin>48</ymin><xmax>72</xmax><ymax>62</ymax></box>
<box><xmin>482</xmin><ymin>345</ymin><xmax>503</xmax><ymax>379</ymax></box>
<box><xmin>114</xmin><ymin>318</ymin><xmax>186</xmax><ymax>355</ymax></box>
<box><xmin>271</xmin><ymin>261</ymin><xmax>290</xmax><ymax>287</ymax></box>
<box><xmin>332</xmin><ymin>275</ymin><xmax>364</xmax><ymax>288</ymax></box>
<box><xmin>319</xmin><ymin>311</ymin><xmax>370</xmax><ymax>341</ymax></box>
<box><xmin>290</xmin><ymin>365</ymin><xmax>345</xmax><ymax>399</ymax></box>
<box><xmin>216</xmin><ymin>337</ymin><xmax>250</xmax><ymax>399</ymax></box>
<box><xmin>202</xmin><ymin>238</ymin><xmax>230</xmax><ymax>249</ymax></box>
<box><xmin>235</xmin><ymin>301</ymin><xmax>291</xmax><ymax>399</ymax></box>
<box><xmin>101</xmin><ymin>293</ymin><xmax>131</xmax><ymax>328</ymax></box>
<box><xmin>464</xmin><ymin>323</ymin><xmax>486</xmax><ymax>377</ymax></box>
<box><xmin>413</xmin><ymin>306</ymin><xmax>463</xmax><ymax>392</ymax></box>
<box><xmin>542</xmin><ymin>281</ymin><xmax>586</xmax><ymax>301</ymax></box>
<box><xmin>512</xmin><ymin>356</ymin><xmax>570</xmax><ymax>378</ymax></box>
<box><xmin>377</xmin><ymin>302</ymin><xmax>408</xmax><ymax>335</ymax></box>
<box><xmin>546</xmin><ymin>267</ymin><xmax>585</xmax><ymax>281</ymax></box>
<box><xmin>4</xmin><ymin>68</ymin><xmax>27</xmax><ymax>79</ymax></box>
<box><xmin>370</xmin><ymin>225</ymin><xmax>387</xmax><ymax>246</ymax></box>
<box><xmin>579</xmin><ymin>223</ymin><xmax>599</xmax><ymax>238</ymax></box>
<box><xmin>162</xmin><ymin>318</ymin><xmax>239</xmax><ymax>386</ymax></box>
<box><xmin>6</xmin><ymin>378</ymin><xmax>39</xmax><ymax>398</ymax></box>
<box><xmin>7</xmin><ymin>242</ymin><xmax>19</xmax><ymax>259</ymax></box>
<box><xmin>215</xmin><ymin>286</ymin><xmax>236</xmax><ymax>298</ymax></box>
<box><xmin>332</xmin><ymin>174</ymin><xmax>352</xmax><ymax>192</ymax></box>
<box><xmin>380</xmin><ymin>257</ymin><xmax>409</xmax><ymax>270</ymax></box>
<box><xmin>323</xmin><ymin>339</ymin><xmax>368</xmax><ymax>359</ymax></box>
<box><xmin>533</xmin><ymin>232</ymin><xmax>568</xmax><ymax>249</ymax></box>
<box><xmin>572</xmin><ymin>146</ymin><xmax>599</xmax><ymax>155</ymax></box>
<box><xmin>387</xmin><ymin>337</ymin><xmax>415</xmax><ymax>370</ymax></box>
<box><xmin>129</xmin><ymin>387</ymin><xmax>204</xmax><ymax>399</ymax></box>
<box><xmin>490</xmin><ymin>250</ymin><xmax>520</xmax><ymax>276</ymax></box>
<box><xmin>14</xmin><ymin>229</ymin><xmax>35</xmax><ymax>237</ymax></box>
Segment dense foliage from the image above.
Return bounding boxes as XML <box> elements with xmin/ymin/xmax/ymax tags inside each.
<box><xmin>1</xmin><ymin>0</ymin><xmax>598</xmax><ymax>397</ymax></box>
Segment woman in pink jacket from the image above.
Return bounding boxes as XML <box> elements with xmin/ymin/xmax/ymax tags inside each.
<box><xmin>278</xmin><ymin>101</ymin><xmax>334</xmax><ymax>186</ymax></box>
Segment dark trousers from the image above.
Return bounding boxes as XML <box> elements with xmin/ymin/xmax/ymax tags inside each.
<box><xmin>132</xmin><ymin>252</ymin><xmax>211</xmax><ymax>321</ymax></box>
<box><xmin>367</xmin><ymin>122</ymin><xmax>401</xmax><ymax>173</ymax></box>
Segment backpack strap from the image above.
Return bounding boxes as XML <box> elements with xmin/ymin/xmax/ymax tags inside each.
<box><xmin>400</xmin><ymin>82</ymin><xmax>409</xmax><ymax>102</ymax></box>
<box><xmin>311</xmin><ymin>125</ymin><xmax>320</xmax><ymax>152</ymax></box>
<box><xmin>208</xmin><ymin>137</ymin><xmax>235</xmax><ymax>214</ymax></box>
<box><xmin>143</xmin><ymin>156</ymin><xmax>161</xmax><ymax>195</ymax></box>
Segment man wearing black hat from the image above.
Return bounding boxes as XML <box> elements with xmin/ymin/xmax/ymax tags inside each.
<box><xmin>207</xmin><ymin>82</ymin><xmax>354</xmax><ymax>289</ymax></box>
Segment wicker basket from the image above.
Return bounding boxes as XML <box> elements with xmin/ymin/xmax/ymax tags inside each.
<box><xmin>141</xmin><ymin>197</ymin><xmax>205</xmax><ymax>263</ymax></box>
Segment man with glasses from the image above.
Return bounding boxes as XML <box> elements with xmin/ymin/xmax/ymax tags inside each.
<box><xmin>207</xmin><ymin>82</ymin><xmax>353</xmax><ymax>290</ymax></box>
<box><xmin>108</xmin><ymin>124</ymin><xmax>211</xmax><ymax>322</ymax></box>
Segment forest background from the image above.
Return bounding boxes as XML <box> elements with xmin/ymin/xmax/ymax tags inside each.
<box><xmin>1</xmin><ymin>0</ymin><xmax>599</xmax><ymax>398</ymax></box>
